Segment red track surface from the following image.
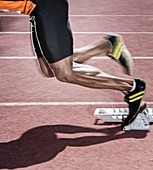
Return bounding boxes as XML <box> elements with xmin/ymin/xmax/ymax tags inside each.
<box><xmin>0</xmin><ymin>0</ymin><xmax>153</xmax><ymax>169</ymax></box>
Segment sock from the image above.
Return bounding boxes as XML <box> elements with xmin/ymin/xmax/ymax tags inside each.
<box><xmin>130</xmin><ymin>80</ymin><xmax>136</xmax><ymax>92</ymax></box>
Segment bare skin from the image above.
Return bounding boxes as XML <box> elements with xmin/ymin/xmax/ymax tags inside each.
<box><xmin>37</xmin><ymin>57</ymin><xmax>54</xmax><ymax>77</ymax></box>
<box><xmin>37</xmin><ymin>38</ymin><xmax>133</xmax><ymax>92</ymax></box>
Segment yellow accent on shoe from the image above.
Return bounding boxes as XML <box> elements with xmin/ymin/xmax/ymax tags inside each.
<box><xmin>129</xmin><ymin>91</ymin><xmax>145</xmax><ymax>99</ymax></box>
<box><xmin>129</xmin><ymin>95</ymin><xmax>144</xmax><ymax>102</ymax></box>
<box><xmin>110</xmin><ymin>42</ymin><xmax>122</xmax><ymax>60</ymax></box>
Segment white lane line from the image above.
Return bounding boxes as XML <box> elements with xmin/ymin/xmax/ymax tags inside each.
<box><xmin>0</xmin><ymin>56</ymin><xmax>153</xmax><ymax>60</ymax></box>
<box><xmin>0</xmin><ymin>14</ymin><xmax>153</xmax><ymax>17</ymax></box>
<box><xmin>0</xmin><ymin>57</ymin><xmax>36</xmax><ymax>59</ymax></box>
<box><xmin>71</xmin><ymin>15</ymin><xmax>153</xmax><ymax>17</ymax></box>
<box><xmin>1</xmin><ymin>32</ymin><xmax>153</xmax><ymax>34</ymax></box>
<box><xmin>75</xmin><ymin>32</ymin><xmax>153</xmax><ymax>35</ymax></box>
<box><xmin>0</xmin><ymin>32</ymin><xmax>30</xmax><ymax>34</ymax></box>
<box><xmin>0</xmin><ymin>15</ymin><xmax>26</xmax><ymax>17</ymax></box>
<box><xmin>0</xmin><ymin>102</ymin><xmax>126</xmax><ymax>106</ymax></box>
<box><xmin>0</xmin><ymin>102</ymin><xmax>153</xmax><ymax>106</ymax></box>
<box><xmin>92</xmin><ymin>56</ymin><xmax>153</xmax><ymax>60</ymax></box>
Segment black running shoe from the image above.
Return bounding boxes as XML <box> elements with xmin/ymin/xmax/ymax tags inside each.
<box><xmin>106</xmin><ymin>33</ymin><xmax>134</xmax><ymax>75</ymax></box>
<box><xmin>122</xmin><ymin>79</ymin><xmax>146</xmax><ymax>127</ymax></box>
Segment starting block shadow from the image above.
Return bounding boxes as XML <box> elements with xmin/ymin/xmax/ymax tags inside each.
<box><xmin>94</xmin><ymin>103</ymin><xmax>153</xmax><ymax>131</ymax></box>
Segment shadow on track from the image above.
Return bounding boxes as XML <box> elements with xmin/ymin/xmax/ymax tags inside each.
<box><xmin>0</xmin><ymin>124</ymin><xmax>148</xmax><ymax>169</ymax></box>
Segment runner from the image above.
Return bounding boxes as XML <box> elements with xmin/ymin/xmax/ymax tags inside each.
<box><xmin>0</xmin><ymin>0</ymin><xmax>146</xmax><ymax>128</ymax></box>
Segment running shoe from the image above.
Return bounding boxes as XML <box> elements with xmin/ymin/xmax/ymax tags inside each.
<box><xmin>106</xmin><ymin>33</ymin><xmax>134</xmax><ymax>75</ymax></box>
<box><xmin>122</xmin><ymin>78</ymin><xmax>146</xmax><ymax>128</ymax></box>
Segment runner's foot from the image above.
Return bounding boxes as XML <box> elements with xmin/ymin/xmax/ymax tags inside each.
<box><xmin>122</xmin><ymin>78</ymin><xmax>146</xmax><ymax>127</ymax></box>
<box><xmin>106</xmin><ymin>33</ymin><xmax>134</xmax><ymax>75</ymax></box>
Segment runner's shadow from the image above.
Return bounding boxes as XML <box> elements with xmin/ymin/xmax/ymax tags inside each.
<box><xmin>0</xmin><ymin>124</ymin><xmax>148</xmax><ymax>169</ymax></box>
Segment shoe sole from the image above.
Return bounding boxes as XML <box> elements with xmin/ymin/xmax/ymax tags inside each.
<box><xmin>122</xmin><ymin>79</ymin><xmax>146</xmax><ymax>128</ymax></box>
<box><xmin>122</xmin><ymin>103</ymin><xmax>147</xmax><ymax>128</ymax></box>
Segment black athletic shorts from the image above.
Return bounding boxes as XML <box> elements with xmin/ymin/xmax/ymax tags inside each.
<box><xmin>29</xmin><ymin>0</ymin><xmax>73</xmax><ymax>63</ymax></box>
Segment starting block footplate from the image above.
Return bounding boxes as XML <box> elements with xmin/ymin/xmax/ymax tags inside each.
<box><xmin>94</xmin><ymin>104</ymin><xmax>153</xmax><ymax>131</ymax></box>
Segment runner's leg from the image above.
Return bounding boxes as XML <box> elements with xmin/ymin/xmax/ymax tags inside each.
<box><xmin>30</xmin><ymin>15</ymin><xmax>54</xmax><ymax>77</ymax></box>
<box><xmin>72</xmin><ymin>39</ymin><xmax>112</xmax><ymax>63</ymax></box>
<box><xmin>50</xmin><ymin>56</ymin><xmax>133</xmax><ymax>92</ymax></box>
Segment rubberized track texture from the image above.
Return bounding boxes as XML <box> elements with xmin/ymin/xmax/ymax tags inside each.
<box><xmin>0</xmin><ymin>0</ymin><xmax>153</xmax><ymax>170</ymax></box>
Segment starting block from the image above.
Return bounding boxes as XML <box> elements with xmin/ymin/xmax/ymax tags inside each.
<box><xmin>94</xmin><ymin>103</ymin><xmax>153</xmax><ymax>131</ymax></box>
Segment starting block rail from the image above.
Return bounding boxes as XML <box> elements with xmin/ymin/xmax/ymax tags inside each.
<box><xmin>94</xmin><ymin>104</ymin><xmax>153</xmax><ymax>131</ymax></box>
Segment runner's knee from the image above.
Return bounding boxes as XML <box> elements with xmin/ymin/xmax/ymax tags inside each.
<box><xmin>50</xmin><ymin>57</ymin><xmax>74</xmax><ymax>83</ymax></box>
<box><xmin>38</xmin><ymin>57</ymin><xmax>55</xmax><ymax>78</ymax></box>
<box><xmin>55</xmin><ymin>69</ymin><xmax>74</xmax><ymax>83</ymax></box>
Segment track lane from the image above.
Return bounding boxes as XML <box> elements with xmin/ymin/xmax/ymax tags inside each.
<box><xmin>0</xmin><ymin>105</ymin><xmax>153</xmax><ymax>169</ymax></box>
<box><xmin>1</xmin><ymin>34</ymin><xmax>153</xmax><ymax>57</ymax></box>
<box><xmin>69</xmin><ymin>0</ymin><xmax>153</xmax><ymax>15</ymax></box>
<box><xmin>1</xmin><ymin>1</ymin><xmax>153</xmax><ymax>170</ymax></box>
<box><xmin>1</xmin><ymin>15</ymin><xmax>153</xmax><ymax>32</ymax></box>
<box><xmin>0</xmin><ymin>59</ymin><xmax>152</xmax><ymax>105</ymax></box>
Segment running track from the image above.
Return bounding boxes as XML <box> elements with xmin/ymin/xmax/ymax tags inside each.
<box><xmin>0</xmin><ymin>0</ymin><xmax>153</xmax><ymax>169</ymax></box>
